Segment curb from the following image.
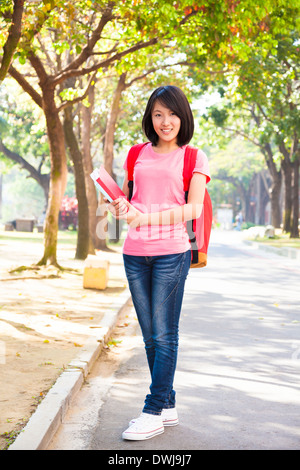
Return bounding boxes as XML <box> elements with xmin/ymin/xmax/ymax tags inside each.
<box><xmin>242</xmin><ymin>239</ymin><xmax>300</xmax><ymax>261</ymax></box>
<box><xmin>8</xmin><ymin>288</ymin><xmax>131</xmax><ymax>451</ymax></box>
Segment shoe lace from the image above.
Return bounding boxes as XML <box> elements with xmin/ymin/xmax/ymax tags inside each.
<box><xmin>132</xmin><ymin>413</ymin><xmax>162</xmax><ymax>430</ymax></box>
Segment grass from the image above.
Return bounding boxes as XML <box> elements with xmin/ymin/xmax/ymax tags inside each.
<box><xmin>0</xmin><ymin>229</ymin><xmax>77</xmax><ymax>246</ymax></box>
<box><xmin>247</xmin><ymin>233</ymin><xmax>300</xmax><ymax>250</ymax></box>
<box><xmin>0</xmin><ymin>228</ymin><xmax>126</xmax><ymax>249</ymax></box>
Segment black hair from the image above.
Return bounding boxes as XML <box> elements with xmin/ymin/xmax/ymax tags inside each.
<box><xmin>142</xmin><ymin>85</ymin><xmax>194</xmax><ymax>147</ymax></box>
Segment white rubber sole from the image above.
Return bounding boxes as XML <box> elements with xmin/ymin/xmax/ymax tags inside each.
<box><xmin>122</xmin><ymin>425</ymin><xmax>164</xmax><ymax>441</ymax></box>
<box><xmin>162</xmin><ymin>417</ymin><xmax>179</xmax><ymax>427</ymax></box>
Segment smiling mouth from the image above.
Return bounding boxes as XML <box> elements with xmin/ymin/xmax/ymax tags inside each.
<box><xmin>161</xmin><ymin>128</ymin><xmax>172</xmax><ymax>134</ymax></box>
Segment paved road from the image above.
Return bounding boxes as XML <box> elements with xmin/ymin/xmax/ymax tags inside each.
<box><xmin>48</xmin><ymin>231</ymin><xmax>300</xmax><ymax>451</ymax></box>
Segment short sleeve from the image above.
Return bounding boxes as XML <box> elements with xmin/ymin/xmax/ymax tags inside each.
<box><xmin>123</xmin><ymin>143</ymin><xmax>148</xmax><ymax>172</ymax></box>
<box><xmin>193</xmin><ymin>149</ymin><xmax>211</xmax><ymax>183</ymax></box>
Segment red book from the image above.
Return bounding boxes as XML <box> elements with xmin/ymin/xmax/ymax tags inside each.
<box><xmin>90</xmin><ymin>166</ymin><xmax>126</xmax><ymax>202</ymax></box>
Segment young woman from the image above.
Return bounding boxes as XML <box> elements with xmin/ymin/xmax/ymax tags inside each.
<box><xmin>107</xmin><ymin>85</ymin><xmax>210</xmax><ymax>441</ymax></box>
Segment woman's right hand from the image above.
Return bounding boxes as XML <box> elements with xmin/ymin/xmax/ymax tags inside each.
<box><xmin>104</xmin><ymin>197</ymin><xmax>128</xmax><ymax>218</ymax></box>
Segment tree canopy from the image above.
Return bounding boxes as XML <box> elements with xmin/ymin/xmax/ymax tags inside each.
<box><xmin>1</xmin><ymin>0</ymin><xmax>299</xmax><ymax>265</ymax></box>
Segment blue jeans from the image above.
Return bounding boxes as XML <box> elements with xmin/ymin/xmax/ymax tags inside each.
<box><xmin>123</xmin><ymin>250</ymin><xmax>191</xmax><ymax>415</ymax></box>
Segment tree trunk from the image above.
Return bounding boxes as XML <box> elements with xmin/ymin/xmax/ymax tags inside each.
<box><xmin>0</xmin><ymin>174</ymin><xmax>2</xmax><ymax>219</ymax></box>
<box><xmin>102</xmin><ymin>72</ymin><xmax>127</xmax><ymax>243</ymax></box>
<box><xmin>63</xmin><ymin>106</ymin><xmax>91</xmax><ymax>260</ymax></box>
<box><xmin>81</xmin><ymin>83</ymin><xmax>98</xmax><ymax>250</ymax></box>
<box><xmin>103</xmin><ymin>73</ymin><xmax>126</xmax><ymax>175</ymax></box>
<box><xmin>37</xmin><ymin>86</ymin><xmax>68</xmax><ymax>266</ymax></box>
<box><xmin>269</xmin><ymin>174</ymin><xmax>282</xmax><ymax>229</ymax></box>
<box><xmin>260</xmin><ymin>169</ymin><xmax>272</xmax><ymax>225</ymax></box>
<box><xmin>281</xmin><ymin>158</ymin><xmax>293</xmax><ymax>233</ymax></box>
<box><xmin>291</xmin><ymin>157</ymin><xmax>299</xmax><ymax>238</ymax></box>
<box><xmin>263</xmin><ymin>144</ymin><xmax>282</xmax><ymax>228</ymax></box>
<box><xmin>236</xmin><ymin>181</ymin><xmax>248</xmax><ymax>222</ymax></box>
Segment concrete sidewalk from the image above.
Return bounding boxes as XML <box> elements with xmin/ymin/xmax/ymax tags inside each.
<box><xmin>0</xmin><ymin>231</ymin><xmax>131</xmax><ymax>451</ymax></box>
<box><xmin>8</xmin><ymin>287</ymin><xmax>131</xmax><ymax>450</ymax></box>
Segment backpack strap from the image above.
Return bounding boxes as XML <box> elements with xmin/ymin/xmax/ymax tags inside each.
<box><xmin>183</xmin><ymin>145</ymin><xmax>199</xmax><ymax>265</ymax></box>
<box><xmin>183</xmin><ymin>145</ymin><xmax>198</xmax><ymax>193</ymax></box>
<box><xmin>127</xmin><ymin>142</ymin><xmax>148</xmax><ymax>200</ymax></box>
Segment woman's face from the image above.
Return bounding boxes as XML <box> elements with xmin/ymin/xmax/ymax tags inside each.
<box><xmin>151</xmin><ymin>101</ymin><xmax>181</xmax><ymax>147</ymax></box>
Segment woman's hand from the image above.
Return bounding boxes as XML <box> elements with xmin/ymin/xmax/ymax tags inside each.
<box><xmin>106</xmin><ymin>197</ymin><xmax>146</xmax><ymax>228</ymax></box>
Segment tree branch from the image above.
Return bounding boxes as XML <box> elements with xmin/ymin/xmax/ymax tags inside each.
<box><xmin>0</xmin><ymin>138</ymin><xmax>44</xmax><ymax>181</ymax></box>
<box><xmin>57</xmin><ymin>71</ymin><xmax>97</xmax><ymax>112</ymax></box>
<box><xmin>52</xmin><ymin>37</ymin><xmax>159</xmax><ymax>86</ymax></box>
<box><xmin>256</xmin><ymin>102</ymin><xmax>274</xmax><ymax>125</ymax></box>
<box><xmin>27</xmin><ymin>50</ymin><xmax>49</xmax><ymax>86</ymax></box>
<box><xmin>59</xmin><ymin>2</ymin><xmax>115</xmax><ymax>74</ymax></box>
<box><xmin>124</xmin><ymin>60</ymin><xmax>190</xmax><ymax>88</ymax></box>
<box><xmin>90</xmin><ymin>42</ymin><xmax>119</xmax><ymax>56</ymax></box>
<box><xmin>8</xmin><ymin>65</ymin><xmax>43</xmax><ymax>108</ymax></box>
<box><xmin>214</xmin><ymin>171</ymin><xmax>239</xmax><ymax>187</ymax></box>
<box><xmin>51</xmin><ymin>8</ymin><xmax>201</xmax><ymax>87</ymax></box>
<box><xmin>36</xmin><ymin>33</ymin><xmax>57</xmax><ymax>74</ymax></box>
<box><xmin>223</xmin><ymin>126</ymin><xmax>262</xmax><ymax>148</ymax></box>
<box><xmin>0</xmin><ymin>0</ymin><xmax>24</xmax><ymax>82</ymax></box>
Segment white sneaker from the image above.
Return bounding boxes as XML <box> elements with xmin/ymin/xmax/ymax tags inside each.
<box><xmin>129</xmin><ymin>407</ymin><xmax>179</xmax><ymax>427</ymax></box>
<box><xmin>122</xmin><ymin>412</ymin><xmax>164</xmax><ymax>440</ymax></box>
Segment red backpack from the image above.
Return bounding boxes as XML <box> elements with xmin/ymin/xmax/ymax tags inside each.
<box><xmin>127</xmin><ymin>143</ymin><xmax>212</xmax><ymax>268</ymax></box>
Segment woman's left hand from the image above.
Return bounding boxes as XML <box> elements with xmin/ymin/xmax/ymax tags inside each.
<box><xmin>107</xmin><ymin>197</ymin><xmax>145</xmax><ymax>228</ymax></box>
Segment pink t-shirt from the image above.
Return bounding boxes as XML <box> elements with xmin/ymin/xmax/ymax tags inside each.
<box><xmin>122</xmin><ymin>143</ymin><xmax>210</xmax><ymax>256</ymax></box>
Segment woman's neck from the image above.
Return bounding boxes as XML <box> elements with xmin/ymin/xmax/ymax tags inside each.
<box><xmin>152</xmin><ymin>140</ymin><xmax>179</xmax><ymax>154</ymax></box>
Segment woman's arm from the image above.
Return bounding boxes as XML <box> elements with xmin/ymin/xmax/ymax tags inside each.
<box><xmin>110</xmin><ymin>172</ymin><xmax>206</xmax><ymax>228</ymax></box>
<box><xmin>121</xmin><ymin>170</ymin><xmax>130</xmax><ymax>199</ymax></box>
